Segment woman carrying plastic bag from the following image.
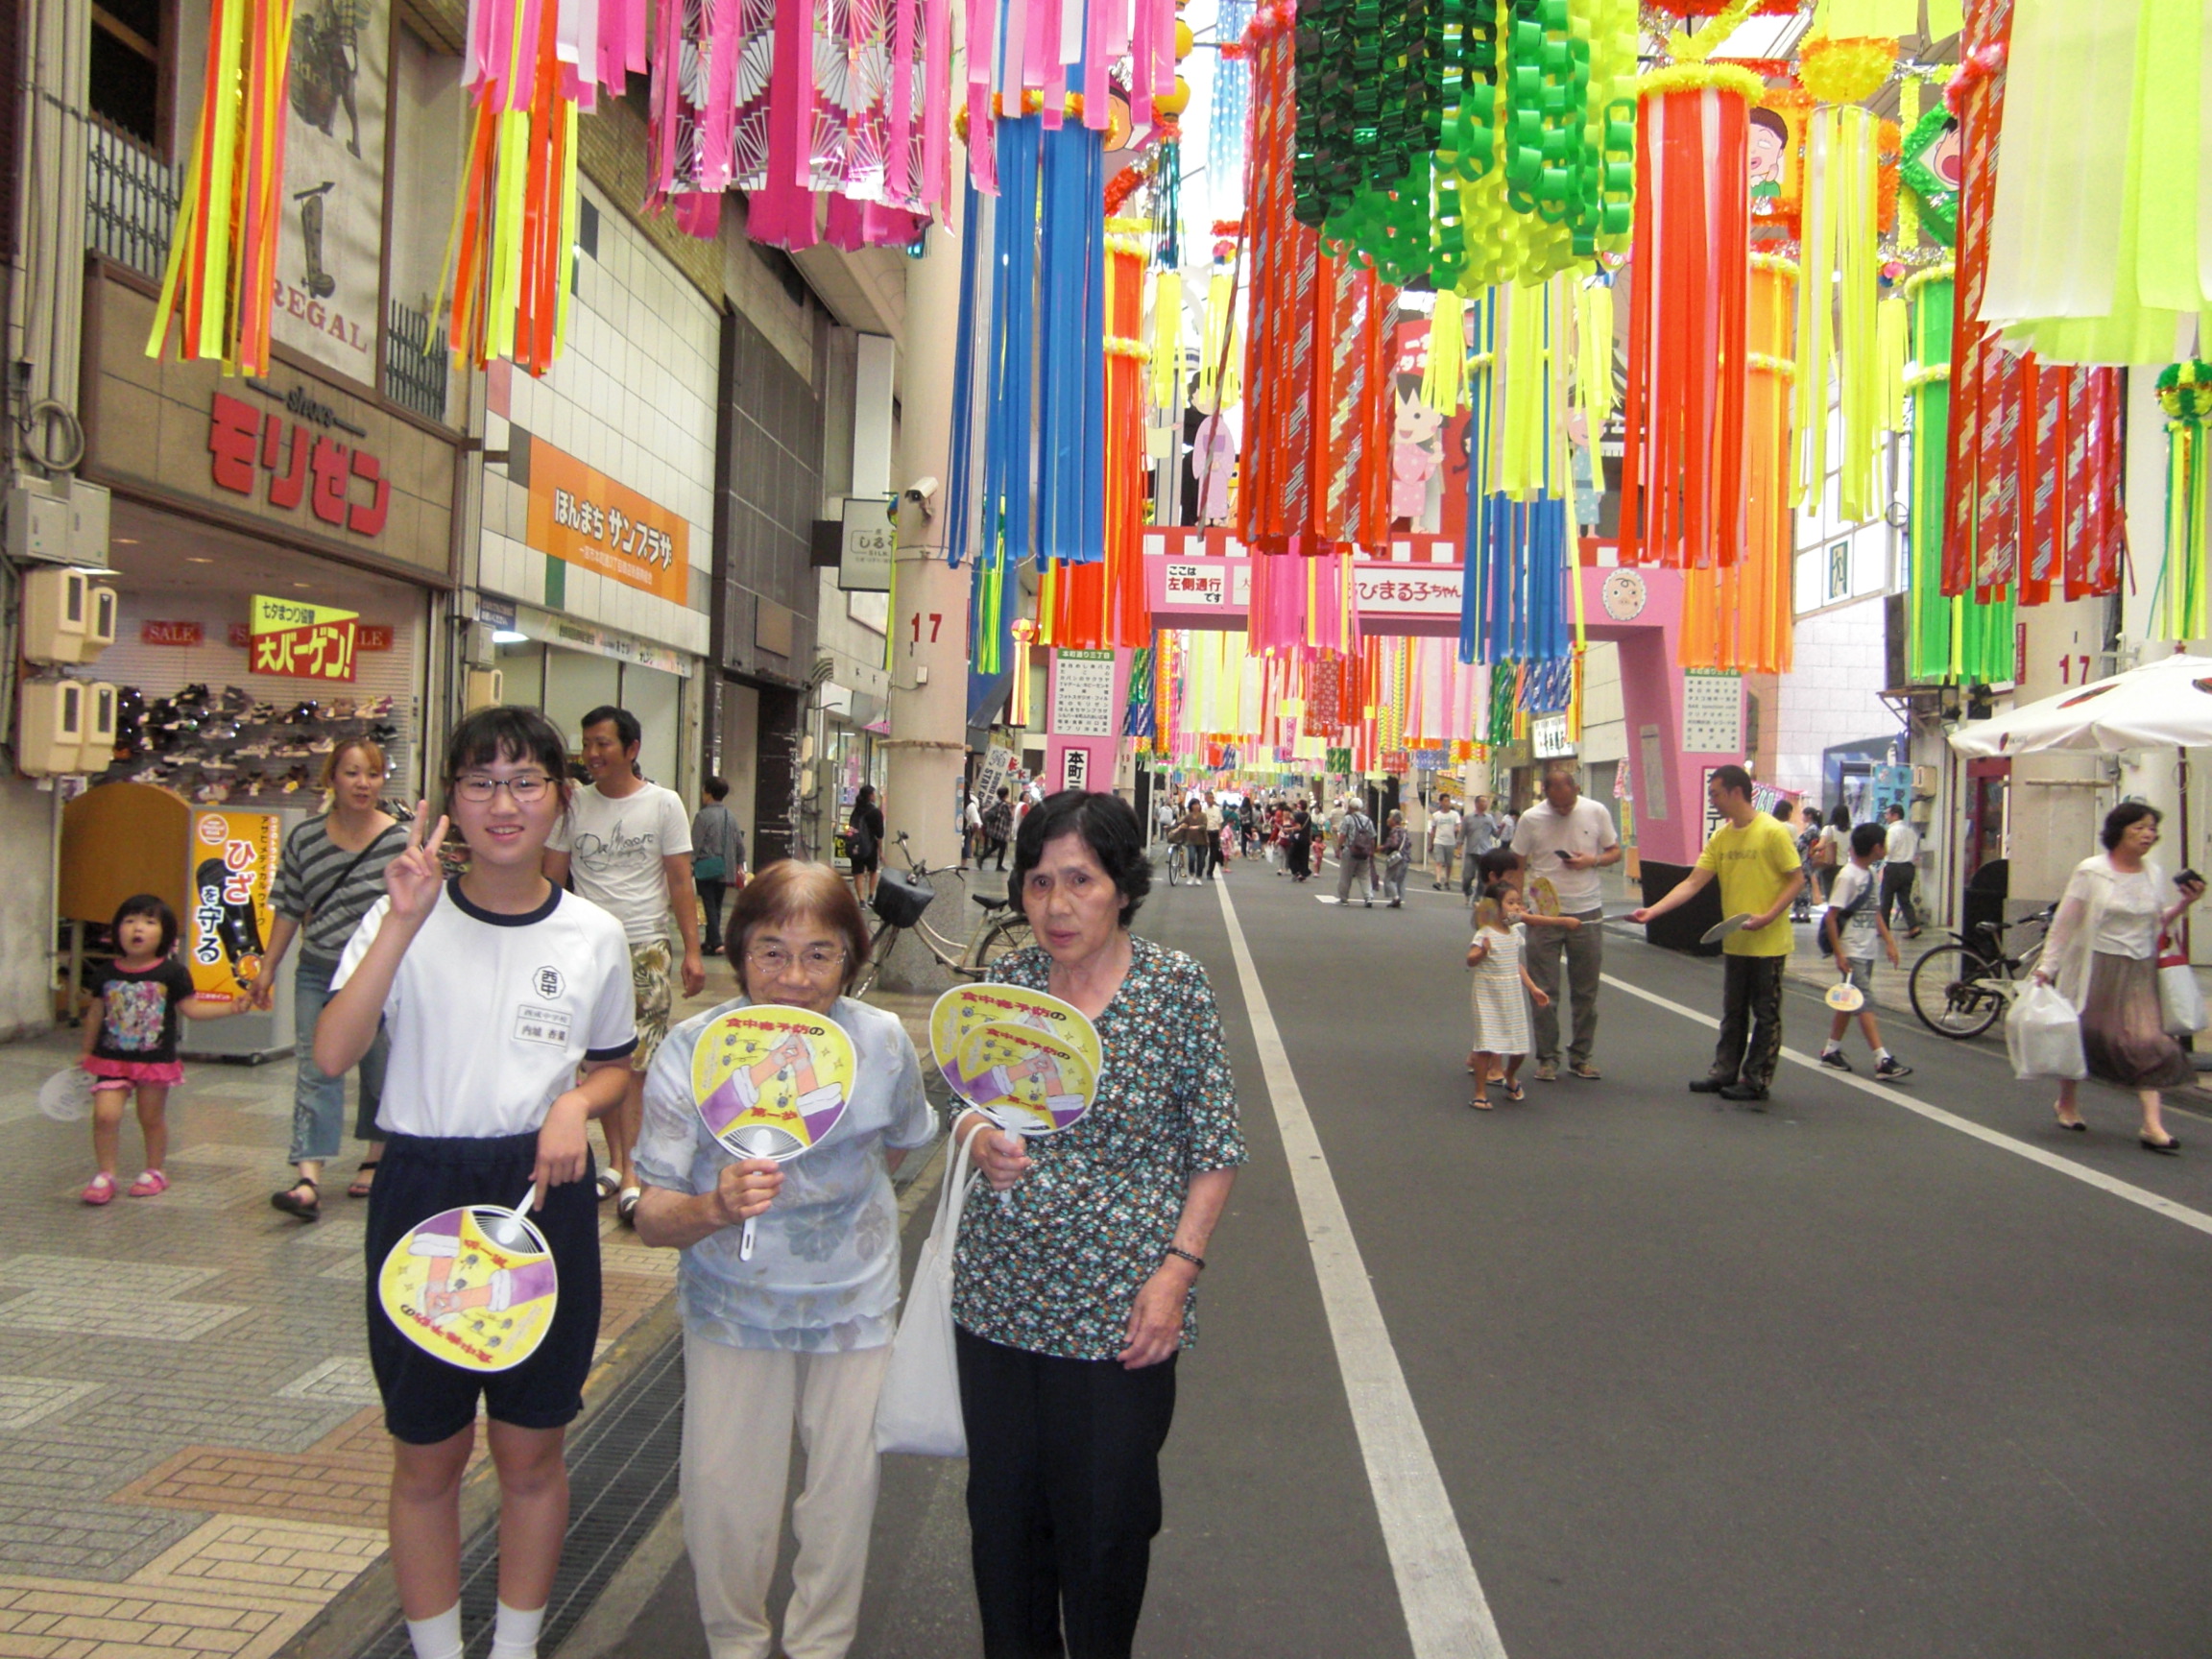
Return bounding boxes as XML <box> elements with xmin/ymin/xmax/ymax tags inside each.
<box><xmin>2030</xmin><ymin>803</ymin><xmax>2204</xmax><ymax>1153</ymax></box>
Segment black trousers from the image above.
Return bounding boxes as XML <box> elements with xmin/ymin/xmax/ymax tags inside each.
<box><xmin>1710</xmin><ymin>953</ymin><xmax>1787</xmax><ymax>1091</ymax></box>
<box><xmin>956</xmin><ymin>1325</ymin><xmax>1178</xmax><ymax>1659</ymax></box>
<box><xmin>695</xmin><ymin>878</ymin><xmax>726</xmax><ymax>952</ymax></box>
<box><xmin>1880</xmin><ymin>862</ymin><xmax>1921</xmax><ymax>932</ymax></box>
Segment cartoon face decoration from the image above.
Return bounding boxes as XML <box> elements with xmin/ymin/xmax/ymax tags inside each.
<box><xmin>1394</xmin><ymin>380</ymin><xmax>1444</xmax><ymax>450</ymax></box>
<box><xmin>1899</xmin><ymin>107</ymin><xmax>1961</xmax><ymax>248</ymax></box>
<box><xmin>1600</xmin><ymin>568</ymin><xmax>1648</xmax><ymax>622</ymax></box>
<box><xmin>1745</xmin><ymin>95</ymin><xmax>1809</xmax><ymax>234</ymax></box>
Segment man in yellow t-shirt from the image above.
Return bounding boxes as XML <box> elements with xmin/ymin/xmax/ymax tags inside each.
<box><xmin>1627</xmin><ymin>765</ymin><xmax>1807</xmax><ymax>1103</ymax></box>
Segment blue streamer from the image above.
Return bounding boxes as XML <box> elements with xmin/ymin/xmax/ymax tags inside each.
<box><xmin>1037</xmin><ymin>112</ymin><xmax>1106</xmax><ymax>565</ymax></box>
<box><xmin>946</xmin><ymin>177</ymin><xmax>982</xmax><ymax>568</ymax></box>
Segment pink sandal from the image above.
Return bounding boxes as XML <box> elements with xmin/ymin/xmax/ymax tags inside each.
<box><xmin>127</xmin><ymin>1169</ymin><xmax>168</xmax><ymax>1198</ymax></box>
<box><xmin>81</xmin><ymin>1172</ymin><xmax>116</xmax><ymax>1206</ymax></box>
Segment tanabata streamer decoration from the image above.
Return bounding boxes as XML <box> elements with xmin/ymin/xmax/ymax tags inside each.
<box><xmin>961</xmin><ymin>0</ymin><xmax>1181</xmax><ymax>193</ymax></box>
<box><xmin>1616</xmin><ymin>20</ymin><xmax>1759</xmax><ymax>578</ymax></box>
<box><xmin>2155</xmin><ymin>364</ymin><xmax>2212</xmax><ymax>643</ymax></box>
<box><xmin>1461</xmin><ymin>280</ymin><xmax>1576</xmax><ymax>670</ymax></box>
<box><xmin>379</xmin><ymin>1188</ymin><xmax>557</xmax><ymax>1373</ymax></box>
<box><xmin>149</xmin><ymin>0</ymin><xmax>296</xmax><ymax>373</ymax></box>
<box><xmin>1940</xmin><ymin>0</ymin><xmax>2126</xmax><ymax>607</ymax></box>
<box><xmin>1976</xmin><ymin>0</ymin><xmax>2209</xmax><ymax>366</ymax></box>
<box><xmin>691</xmin><ymin>1004</ymin><xmax>855</xmax><ymax>1261</ymax></box>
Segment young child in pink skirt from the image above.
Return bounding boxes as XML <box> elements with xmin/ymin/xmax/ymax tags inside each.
<box><xmin>79</xmin><ymin>895</ymin><xmax>242</xmax><ymax>1204</ymax></box>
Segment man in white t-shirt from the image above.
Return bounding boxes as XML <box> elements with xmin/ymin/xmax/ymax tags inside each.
<box><xmin>1429</xmin><ymin>796</ymin><xmax>1463</xmax><ymax>890</ymax></box>
<box><xmin>1511</xmin><ymin>764</ymin><xmax>1622</xmax><ymax>1081</ymax></box>
<box><xmin>545</xmin><ymin>706</ymin><xmax>704</xmax><ymax>1220</ymax></box>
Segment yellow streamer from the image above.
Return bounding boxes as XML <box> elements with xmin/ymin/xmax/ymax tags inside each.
<box><xmin>1150</xmin><ymin>271</ymin><xmax>1183</xmax><ymax>410</ymax></box>
<box><xmin>1422</xmin><ymin>290</ymin><xmax>1467</xmax><ymax>415</ymax></box>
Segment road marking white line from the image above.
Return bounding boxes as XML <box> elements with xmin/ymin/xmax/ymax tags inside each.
<box><xmin>1601</xmin><ymin>973</ymin><xmax>2212</xmax><ymax>1239</ymax></box>
<box><xmin>1215</xmin><ymin>879</ymin><xmax>1508</xmax><ymax>1659</ymax></box>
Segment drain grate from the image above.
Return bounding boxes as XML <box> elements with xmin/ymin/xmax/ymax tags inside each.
<box><xmin>353</xmin><ymin>1333</ymin><xmax>687</xmax><ymax>1659</ymax></box>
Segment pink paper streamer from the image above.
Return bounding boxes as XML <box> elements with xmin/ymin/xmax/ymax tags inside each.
<box><xmin>888</xmin><ymin>0</ymin><xmax>916</xmax><ymax>204</ymax></box>
<box><xmin>1130</xmin><ymin>0</ymin><xmax>1152</xmax><ymax>124</ymax></box>
<box><xmin>701</xmin><ymin>0</ymin><xmax>743</xmax><ymax>191</ymax></box>
<box><xmin>1083</xmin><ymin>0</ymin><xmax>1108</xmax><ymax>127</ymax></box>
<box><xmin>922</xmin><ymin>0</ymin><xmax>950</xmax><ymax>206</ymax></box>
<box><xmin>1150</xmin><ymin>0</ymin><xmax>1173</xmax><ymax>98</ymax></box>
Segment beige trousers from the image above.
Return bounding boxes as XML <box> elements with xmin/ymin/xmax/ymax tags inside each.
<box><xmin>680</xmin><ymin>1333</ymin><xmax>890</xmax><ymax>1659</ymax></box>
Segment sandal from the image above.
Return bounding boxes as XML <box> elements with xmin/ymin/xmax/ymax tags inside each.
<box><xmin>617</xmin><ymin>1188</ymin><xmax>641</xmax><ymax>1225</ymax></box>
<box><xmin>1503</xmin><ymin>1081</ymin><xmax>1526</xmax><ymax>1102</ymax></box>
<box><xmin>271</xmin><ymin>1178</ymin><xmax>321</xmax><ymax>1221</ymax></box>
<box><xmin>348</xmin><ymin>1161</ymin><xmax>379</xmax><ymax>1198</ymax></box>
<box><xmin>128</xmin><ymin>1168</ymin><xmax>168</xmax><ymax>1198</ymax></box>
<box><xmin>82</xmin><ymin>1172</ymin><xmax>116</xmax><ymax>1206</ymax></box>
<box><xmin>595</xmin><ymin>1167</ymin><xmax>621</xmax><ymax>1202</ymax></box>
<box><xmin>1469</xmin><ymin>1094</ymin><xmax>1494</xmax><ymax>1111</ymax></box>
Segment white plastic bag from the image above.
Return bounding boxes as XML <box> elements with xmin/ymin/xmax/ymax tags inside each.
<box><xmin>2006</xmin><ymin>982</ymin><xmax>2087</xmax><ymax>1081</ymax></box>
<box><xmin>876</xmin><ymin>1130</ymin><xmax>978</xmax><ymax>1456</ymax></box>
<box><xmin>2157</xmin><ymin>943</ymin><xmax>2206</xmax><ymax>1036</ymax></box>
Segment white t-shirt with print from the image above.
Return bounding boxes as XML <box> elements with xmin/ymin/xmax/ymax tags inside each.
<box><xmin>1825</xmin><ymin>861</ymin><xmax>1883</xmax><ymax>959</ymax></box>
<box><xmin>1511</xmin><ymin>797</ymin><xmax>1621</xmax><ymax>912</ymax></box>
<box><xmin>334</xmin><ymin>882</ymin><xmax>637</xmax><ymax>1140</ymax></box>
<box><xmin>547</xmin><ymin>781</ymin><xmax>694</xmax><ymax>945</ymax></box>
<box><xmin>1431</xmin><ymin>808</ymin><xmax>1462</xmax><ymax>848</ymax></box>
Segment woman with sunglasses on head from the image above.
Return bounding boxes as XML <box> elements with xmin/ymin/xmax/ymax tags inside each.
<box><xmin>634</xmin><ymin>861</ymin><xmax>935</xmax><ymax>1659</ymax></box>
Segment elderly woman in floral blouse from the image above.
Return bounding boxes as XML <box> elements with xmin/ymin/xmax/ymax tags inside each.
<box><xmin>635</xmin><ymin>862</ymin><xmax>935</xmax><ymax>1659</ymax></box>
<box><xmin>951</xmin><ymin>790</ymin><xmax>1246</xmax><ymax>1659</ymax></box>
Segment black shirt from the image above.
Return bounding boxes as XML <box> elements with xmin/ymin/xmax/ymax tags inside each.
<box><xmin>91</xmin><ymin>958</ymin><xmax>198</xmax><ymax>1064</ymax></box>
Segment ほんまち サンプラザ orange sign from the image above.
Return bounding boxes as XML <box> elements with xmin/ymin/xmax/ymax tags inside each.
<box><xmin>523</xmin><ymin>439</ymin><xmax>690</xmax><ymax>606</ymax></box>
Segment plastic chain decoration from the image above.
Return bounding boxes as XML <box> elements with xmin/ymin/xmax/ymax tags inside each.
<box><xmin>2156</xmin><ymin>363</ymin><xmax>2212</xmax><ymax>644</ymax></box>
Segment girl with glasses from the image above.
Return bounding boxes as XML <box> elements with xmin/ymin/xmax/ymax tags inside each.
<box><xmin>633</xmin><ymin>861</ymin><xmax>935</xmax><ymax>1659</ymax></box>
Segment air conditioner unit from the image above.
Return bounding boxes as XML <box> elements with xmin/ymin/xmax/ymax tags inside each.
<box><xmin>19</xmin><ymin>678</ymin><xmax>86</xmax><ymax>776</ymax></box>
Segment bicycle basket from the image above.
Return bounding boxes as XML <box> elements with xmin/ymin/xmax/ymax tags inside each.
<box><xmin>872</xmin><ymin>870</ymin><xmax>935</xmax><ymax>929</ymax></box>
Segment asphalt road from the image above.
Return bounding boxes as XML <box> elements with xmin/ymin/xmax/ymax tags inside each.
<box><xmin>608</xmin><ymin>859</ymin><xmax>2212</xmax><ymax>1659</ymax></box>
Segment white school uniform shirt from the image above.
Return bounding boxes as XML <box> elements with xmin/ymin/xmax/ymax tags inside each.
<box><xmin>334</xmin><ymin>880</ymin><xmax>637</xmax><ymax>1140</ymax></box>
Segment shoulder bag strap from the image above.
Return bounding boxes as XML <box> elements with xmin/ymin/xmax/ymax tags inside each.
<box><xmin>305</xmin><ymin>823</ymin><xmax>405</xmax><ymax>922</ymax></box>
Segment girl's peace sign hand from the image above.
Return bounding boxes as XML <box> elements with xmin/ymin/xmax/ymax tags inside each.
<box><xmin>385</xmin><ymin>802</ymin><xmax>450</xmax><ymax>922</ymax></box>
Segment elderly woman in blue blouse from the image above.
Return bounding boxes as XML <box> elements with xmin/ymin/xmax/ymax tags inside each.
<box><xmin>635</xmin><ymin>861</ymin><xmax>934</xmax><ymax>1659</ymax></box>
<box><xmin>950</xmin><ymin>790</ymin><xmax>1247</xmax><ymax>1659</ymax></box>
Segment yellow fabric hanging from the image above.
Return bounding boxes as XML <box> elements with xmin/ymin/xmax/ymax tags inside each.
<box><xmin>1151</xmin><ymin>271</ymin><xmax>1184</xmax><ymax>411</ymax></box>
<box><xmin>1833</xmin><ymin>107</ymin><xmax>1880</xmax><ymax>524</ymax></box>
<box><xmin>1422</xmin><ymin>290</ymin><xmax>1467</xmax><ymax>415</ymax></box>
<box><xmin>1574</xmin><ymin>280</ymin><xmax>1615</xmax><ymax>431</ymax></box>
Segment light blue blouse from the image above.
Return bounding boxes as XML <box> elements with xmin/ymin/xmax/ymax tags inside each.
<box><xmin>637</xmin><ymin>995</ymin><xmax>936</xmax><ymax>1352</ymax></box>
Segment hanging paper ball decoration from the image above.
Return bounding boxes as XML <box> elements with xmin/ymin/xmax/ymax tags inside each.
<box><xmin>1176</xmin><ymin>19</ymin><xmax>1194</xmax><ymax>55</ymax></box>
<box><xmin>1797</xmin><ymin>36</ymin><xmax>1897</xmax><ymax>106</ymax></box>
<box><xmin>2157</xmin><ymin>362</ymin><xmax>2212</xmax><ymax>423</ymax></box>
<box><xmin>1158</xmin><ymin>77</ymin><xmax>1193</xmax><ymax>116</ymax></box>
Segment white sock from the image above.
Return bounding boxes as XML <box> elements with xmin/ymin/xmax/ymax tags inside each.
<box><xmin>490</xmin><ymin>1599</ymin><xmax>545</xmax><ymax>1659</ymax></box>
<box><xmin>406</xmin><ymin>1605</ymin><xmax>463</xmax><ymax>1659</ymax></box>
<box><xmin>1822</xmin><ymin>1040</ymin><xmax>1841</xmax><ymax>1055</ymax></box>
<box><xmin>1875</xmin><ymin>1047</ymin><xmax>1892</xmax><ymax>1062</ymax></box>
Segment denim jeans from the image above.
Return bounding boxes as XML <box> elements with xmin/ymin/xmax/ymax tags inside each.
<box><xmin>289</xmin><ymin>952</ymin><xmax>387</xmax><ymax>1164</ymax></box>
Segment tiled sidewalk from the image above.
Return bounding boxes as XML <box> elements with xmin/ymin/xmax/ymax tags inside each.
<box><xmin>0</xmin><ymin>960</ymin><xmax>741</xmax><ymax>1659</ymax></box>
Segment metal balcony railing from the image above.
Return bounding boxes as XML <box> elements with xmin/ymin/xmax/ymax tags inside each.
<box><xmin>84</xmin><ymin>118</ymin><xmax>181</xmax><ymax>281</ymax></box>
<box><xmin>385</xmin><ymin>301</ymin><xmax>448</xmax><ymax>423</ymax></box>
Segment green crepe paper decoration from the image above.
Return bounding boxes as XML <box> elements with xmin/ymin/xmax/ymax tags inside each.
<box><xmin>1898</xmin><ymin>107</ymin><xmax>1959</xmax><ymax>250</ymax></box>
<box><xmin>2154</xmin><ymin>361</ymin><xmax>2212</xmax><ymax>643</ymax></box>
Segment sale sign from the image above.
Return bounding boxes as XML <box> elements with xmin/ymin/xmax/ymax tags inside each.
<box><xmin>250</xmin><ymin>593</ymin><xmax>359</xmax><ymax>681</ymax></box>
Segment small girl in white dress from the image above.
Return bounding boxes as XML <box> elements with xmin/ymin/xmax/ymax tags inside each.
<box><xmin>1466</xmin><ymin>889</ymin><xmax>1549</xmax><ymax>1109</ymax></box>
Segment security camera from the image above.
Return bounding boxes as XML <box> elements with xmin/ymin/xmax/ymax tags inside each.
<box><xmin>903</xmin><ymin>476</ymin><xmax>941</xmax><ymax>505</ymax></box>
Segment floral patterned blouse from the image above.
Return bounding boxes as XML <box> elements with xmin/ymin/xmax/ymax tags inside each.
<box><xmin>951</xmin><ymin>937</ymin><xmax>1247</xmax><ymax>1361</ymax></box>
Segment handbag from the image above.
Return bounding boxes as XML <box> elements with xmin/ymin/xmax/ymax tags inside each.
<box><xmin>692</xmin><ymin>854</ymin><xmax>728</xmax><ymax>881</ymax></box>
<box><xmin>875</xmin><ymin>1129</ymin><xmax>978</xmax><ymax>1456</ymax></box>
<box><xmin>2006</xmin><ymin>981</ymin><xmax>2088</xmax><ymax>1082</ymax></box>
<box><xmin>2157</xmin><ymin>935</ymin><xmax>2205</xmax><ymax>1035</ymax></box>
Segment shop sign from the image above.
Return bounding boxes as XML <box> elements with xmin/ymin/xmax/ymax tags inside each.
<box><xmin>477</xmin><ymin>597</ymin><xmax>517</xmax><ymax>630</ymax></box>
<box><xmin>1681</xmin><ymin>669</ymin><xmax>1743</xmax><ymax>754</ymax></box>
<box><xmin>228</xmin><ymin>623</ymin><xmax>253</xmax><ymax>648</ymax></box>
<box><xmin>528</xmin><ymin>610</ymin><xmax>695</xmax><ymax>677</ymax></box>
<box><xmin>358</xmin><ymin>625</ymin><xmax>394</xmax><ymax>651</ymax></box>
<box><xmin>524</xmin><ymin>438</ymin><xmax>690</xmax><ymax>606</ymax></box>
<box><xmin>271</xmin><ymin>0</ymin><xmax>388</xmax><ymax>384</ymax></box>
<box><xmin>187</xmin><ymin>808</ymin><xmax>280</xmax><ymax>1003</ymax></box>
<box><xmin>141</xmin><ymin>620</ymin><xmax>204</xmax><ymax>646</ymax></box>
<box><xmin>1050</xmin><ymin>650</ymin><xmax>1117</xmax><ymax>736</ymax></box>
<box><xmin>1531</xmin><ymin>712</ymin><xmax>1575</xmax><ymax>759</ymax></box>
<box><xmin>838</xmin><ymin>497</ymin><xmax>895</xmax><ymax>592</ymax></box>
<box><xmin>249</xmin><ymin>593</ymin><xmax>359</xmax><ymax>681</ymax></box>
<box><xmin>208</xmin><ymin>387</ymin><xmax>390</xmax><ymax>538</ymax></box>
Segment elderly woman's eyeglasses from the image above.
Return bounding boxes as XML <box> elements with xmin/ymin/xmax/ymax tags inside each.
<box><xmin>746</xmin><ymin>944</ymin><xmax>850</xmax><ymax>974</ymax></box>
<box><xmin>452</xmin><ymin>772</ymin><xmax>553</xmax><ymax>803</ymax></box>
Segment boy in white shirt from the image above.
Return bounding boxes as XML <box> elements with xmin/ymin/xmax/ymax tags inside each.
<box><xmin>1821</xmin><ymin>822</ymin><xmax>1912</xmax><ymax>1080</ymax></box>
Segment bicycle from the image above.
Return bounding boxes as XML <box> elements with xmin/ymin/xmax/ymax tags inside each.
<box><xmin>1164</xmin><ymin>839</ymin><xmax>1204</xmax><ymax>886</ymax></box>
<box><xmin>853</xmin><ymin>832</ymin><xmax>1033</xmax><ymax>994</ymax></box>
<box><xmin>1908</xmin><ymin>905</ymin><xmax>2055</xmax><ymax>1040</ymax></box>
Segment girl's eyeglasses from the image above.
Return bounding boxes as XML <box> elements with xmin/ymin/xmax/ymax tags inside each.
<box><xmin>452</xmin><ymin>772</ymin><xmax>553</xmax><ymax>803</ymax></box>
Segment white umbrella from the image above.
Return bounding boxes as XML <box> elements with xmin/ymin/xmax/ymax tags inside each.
<box><xmin>1947</xmin><ymin>654</ymin><xmax>2212</xmax><ymax>757</ymax></box>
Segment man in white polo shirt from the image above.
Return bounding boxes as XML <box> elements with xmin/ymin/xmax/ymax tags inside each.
<box><xmin>1511</xmin><ymin>763</ymin><xmax>1622</xmax><ymax>1081</ymax></box>
<box><xmin>545</xmin><ymin>705</ymin><xmax>705</xmax><ymax>1222</ymax></box>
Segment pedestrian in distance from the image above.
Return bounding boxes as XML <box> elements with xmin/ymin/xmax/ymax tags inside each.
<box><xmin>1466</xmin><ymin>885</ymin><xmax>1549</xmax><ymax>1109</ymax></box>
<box><xmin>1335</xmin><ymin>800</ymin><xmax>1380</xmax><ymax>907</ymax></box>
<box><xmin>2034</xmin><ymin>802</ymin><xmax>2203</xmax><ymax>1152</ymax></box>
<box><xmin>544</xmin><ymin>705</ymin><xmax>706</xmax><ymax>1223</ymax></box>
<box><xmin>1815</xmin><ymin>805</ymin><xmax>1850</xmax><ymax>902</ymax></box>
<box><xmin>1627</xmin><ymin>765</ymin><xmax>1806</xmax><ymax>1105</ymax></box>
<box><xmin>1819</xmin><ymin>822</ymin><xmax>1913</xmax><ymax>1080</ymax></box>
<box><xmin>78</xmin><ymin>895</ymin><xmax>246</xmax><ymax>1205</ymax></box>
<box><xmin>844</xmin><ymin>783</ymin><xmax>886</xmax><ymax>905</ymax></box>
<box><xmin>1380</xmin><ymin>809</ymin><xmax>1413</xmax><ymax>906</ymax></box>
<box><xmin>964</xmin><ymin>788</ymin><xmax>985</xmax><ymax>868</ymax></box>
<box><xmin>952</xmin><ymin>790</ymin><xmax>1245</xmax><ymax>1659</ymax></box>
<box><xmin>984</xmin><ymin>786</ymin><xmax>1015</xmax><ymax>871</ymax></box>
<box><xmin>1430</xmin><ymin>795</ymin><xmax>1462</xmax><ymax>889</ymax></box>
<box><xmin>690</xmin><ymin>777</ymin><xmax>747</xmax><ymax>957</ymax></box>
<box><xmin>1510</xmin><ymin>763</ymin><xmax>1621</xmax><ymax>1081</ymax></box>
<box><xmin>1790</xmin><ymin>801</ymin><xmax>1819</xmax><ymax>922</ymax></box>
<box><xmin>252</xmin><ymin>735</ymin><xmax>407</xmax><ymax>1215</ymax></box>
<box><xmin>635</xmin><ymin>863</ymin><xmax>935</xmax><ymax>1659</ymax></box>
<box><xmin>1880</xmin><ymin>803</ymin><xmax>1925</xmax><ymax>937</ymax></box>
<box><xmin>1287</xmin><ymin>805</ymin><xmax>1314</xmax><ymax>881</ymax></box>
<box><xmin>316</xmin><ymin>706</ymin><xmax>638</xmax><ymax>1659</ymax></box>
